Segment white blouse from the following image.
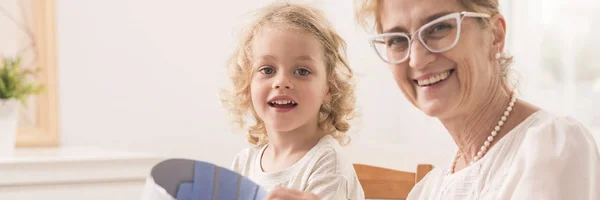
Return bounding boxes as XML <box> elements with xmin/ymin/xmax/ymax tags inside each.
<box><xmin>407</xmin><ymin>110</ymin><xmax>600</xmax><ymax>200</ymax></box>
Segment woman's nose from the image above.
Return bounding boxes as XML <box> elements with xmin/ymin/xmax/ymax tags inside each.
<box><xmin>408</xmin><ymin>40</ymin><xmax>435</xmax><ymax>69</ymax></box>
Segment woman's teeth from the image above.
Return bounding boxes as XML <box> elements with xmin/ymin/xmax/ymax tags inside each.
<box><xmin>417</xmin><ymin>70</ymin><xmax>451</xmax><ymax>87</ymax></box>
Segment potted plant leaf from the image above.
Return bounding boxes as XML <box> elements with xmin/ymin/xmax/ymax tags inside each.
<box><xmin>0</xmin><ymin>56</ymin><xmax>43</xmax><ymax>155</ymax></box>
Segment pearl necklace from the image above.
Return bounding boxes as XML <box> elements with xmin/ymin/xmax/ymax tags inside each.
<box><xmin>448</xmin><ymin>94</ymin><xmax>517</xmax><ymax>174</ymax></box>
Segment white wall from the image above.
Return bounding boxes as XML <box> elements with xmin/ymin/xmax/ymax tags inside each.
<box><xmin>54</xmin><ymin>0</ymin><xmax>599</xmax><ymax>175</ymax></box>
<box><xmin>55</xmin><ymin>0</ymin><xmax>455</xmax><ymax>172</ymax></box>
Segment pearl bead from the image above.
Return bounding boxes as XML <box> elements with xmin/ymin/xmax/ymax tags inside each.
<box><xmin>498</xmin><ymin>121</ymin><xmax>504</xmax><ymax>126</ymax></box>
<box><xmin>495</xmin><ymin>52</ymin><xmax>501</xmax><ymax>60</ymax></box>
<box><xmin>488</xmin><ymin>136</ymin><xmax>494</xmax><ymax>142</ymax></box>
<box><xmin>507</xmin><ymin>106</ymin><xmax>512</xmax><ymax>112</ymax></box>
<box><xmin>494</xmin><ymin>126</ymin><xmax>500</xmax><ymax>131</ymax></box>
<box><xmin>491</xmin><ymin>131</ymin><xmax>497</xmax><ymax>137</ymax></box>
<box><xmin>484</xmin><ymin>141</ymin><xmax>491</xmax><ymax>146</ymax></box>
<box><xmin>501</xmin><ymin>116</ymin><xmax>507</xmax><ymax>121</ymax></box>
<box><xmin>509</xmin><ymin>102</ymin><xmax>514</xmax><ymax>107</ymax></box>
<box><xmin>504</xmin><ymin>111</ymin><xmax>510</xmax><ymax>116</ymax></box>
<box><xmin>477</xmin><ymin>151</ymin><xmax>483</xmax><ymax>157</ymax></box>
<box><xmin>481</xmin><ymin>146</ymin><xmax>487</xmax><ymax>152</ymax></box>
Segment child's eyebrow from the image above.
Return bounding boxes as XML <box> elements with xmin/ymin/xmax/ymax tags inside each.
<box><xmin>254</xmin><ymin>55</ymin><xmax>316</xmax><ymax>63</ymax></box>
<box><xmin>295</xmin><ymin>55</ymin><xmax>316</xmax><ymax>62</ymax></box>
<box><xmin>256</xmin><ymin>55</ymin><xmax>277</xmax><ymax>61</ymax></box>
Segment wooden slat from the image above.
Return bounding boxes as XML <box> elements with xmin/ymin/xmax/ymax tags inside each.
<box><xmin>354</xmin><ymin>163</ymin><xmax>434</xmax><ymax>199</ymax></box>
<box><xmin>415</xmin><ymin>164</ymin><xmax>434</xmax><ymax>183</ymax></box>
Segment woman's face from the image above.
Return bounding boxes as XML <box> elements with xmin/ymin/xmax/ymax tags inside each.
<box><xmin>378</xmin><ymin>0</ymin><xmax>506</xmax><ymax>119</ymax></box>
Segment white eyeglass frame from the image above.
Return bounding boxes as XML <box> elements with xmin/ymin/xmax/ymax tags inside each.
<box><xmin>368</xmin><ymin>11</ymin><xmax>491</xmax><ymax>64</ymax></box>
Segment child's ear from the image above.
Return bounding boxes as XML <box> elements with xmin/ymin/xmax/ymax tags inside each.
<box><xmin>324</xmin><ymin>95</ymin><xmax>332</xmax><ymax>104</ymax></box>
<box><xmin>323</xmin><ymin>87</ymin><xmax>332</xmax><ymax>104</ymax></box>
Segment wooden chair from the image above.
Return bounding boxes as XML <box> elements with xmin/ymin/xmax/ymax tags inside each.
<box><xmin>354</xmin><ymin>163</ymin><xmax>434</xmax><ymax>200</ymax></box>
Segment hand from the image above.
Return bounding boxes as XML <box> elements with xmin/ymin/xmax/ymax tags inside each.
<box><xmin>264</xmin><ymin>187</ymin><xmax>320</xmax><ymax>200</ymax></box>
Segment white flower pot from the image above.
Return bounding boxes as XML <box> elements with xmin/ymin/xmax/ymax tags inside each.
<box><xmin>0</xmin><ymin>99</ymin><xmax>19</xmax><ymax>156</ymax></box>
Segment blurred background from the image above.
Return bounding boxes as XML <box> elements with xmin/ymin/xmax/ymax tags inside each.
<box><xmin>0</xmin><ymin>0</ymin><xmax>598</xmax><ymax>199</ymax></box>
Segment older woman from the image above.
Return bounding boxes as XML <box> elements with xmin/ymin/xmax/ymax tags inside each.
<box><xmin>256</xmin><ymin>0</ymin><xmax>599</xmax><ymax>199</ymax></box>
<box><xmin>353</xmin><ymin>0</ymin><xmax>600</xmax><ymax>199</ymax></box>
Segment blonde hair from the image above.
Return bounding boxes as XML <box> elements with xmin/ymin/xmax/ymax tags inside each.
<box><xmin>355</xmin><ymin>0</ymin><xmax>514</xmax><ymax>84</ymax></box>
<box><xmin>220</xmin><ymin>1</ymin><xmax>356</xmax><ymax>146</ymax></box>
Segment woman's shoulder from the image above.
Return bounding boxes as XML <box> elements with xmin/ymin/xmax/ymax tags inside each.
<box><xmin>517</xmin><ymin>110</ymin><xmax>599</xmax><ymax>162</ymax></box>
<box><xmin>495</xmin><ymin>111</ymin><xmax>600</xmax><ymax>199</ymax></box>
<box><xmin>522</xmin><ymin>110</ymin><xmax>596</xmax><ymax>145</ymax></box>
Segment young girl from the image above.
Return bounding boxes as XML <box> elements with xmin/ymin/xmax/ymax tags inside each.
<box><xmin>220</xmin><ymin>1</ymin><xmax>364</xmax><ymax>200</ymax></box>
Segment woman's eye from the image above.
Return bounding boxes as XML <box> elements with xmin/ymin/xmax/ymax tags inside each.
<box><xmin>387</xmin><ymin>36</ymin><xmax>408</xmax><ymax>47</ymax></box>
<box><xmin>432</xmin><ymin>24</ymin><xmax>451</xmax><ymax>32</ymax></box>
<box><xmin>425</xmin><ymin>23</ymin><xmax>454</xmax><ymax>38</ymax></box>
<box><xmin>294</xmin><ymin>68</ymin><xmax>311</xmax><ymax>76</ymax></box>
<box><xmin>259</xmin><ymin>67</ymin><xmax>275</xmax><ymax>75</ymax></box>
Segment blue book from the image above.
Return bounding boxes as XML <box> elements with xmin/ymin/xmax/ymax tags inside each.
<box><xmin>150</xmin><ymin>158</ymin><xmax>268</xmax><ymax>200</ymax></box>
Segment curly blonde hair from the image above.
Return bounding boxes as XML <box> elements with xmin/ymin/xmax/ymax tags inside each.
<box><xmin>355</xmin><ymin>0</ymin><xmax>515</xmax><ymax>84</ymax></box>
<box><xmin>220</xmin><ymin>1</ymin><xmax>356</xmax><ymax>146</ymax></box>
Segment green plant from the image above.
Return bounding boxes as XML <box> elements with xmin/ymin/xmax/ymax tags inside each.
<box><xmin>0</xmin><ymin>57</ymin><xmax>44</xmax><ymax>106</ymax></box>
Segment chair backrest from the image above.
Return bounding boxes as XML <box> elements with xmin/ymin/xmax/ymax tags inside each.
<box><xmin>353</xmin><ymin>163</ymin><xmax>433</xmax><ymax>199</ymax></box>
<box><xmin>149</xmin><ymin>158</ymin><xmax>267</xmax><ymax>200</ymax></box>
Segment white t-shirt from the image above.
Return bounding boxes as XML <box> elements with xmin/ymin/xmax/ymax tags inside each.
<box><xmin>231</xmin><ymin>134</ymin><xmax>365</xmax><ymax>200</ymax></box>
<box><xmin>407</xmin><ymin>110</ymin><xmax>600</xmax><ymax>200</ymax></box>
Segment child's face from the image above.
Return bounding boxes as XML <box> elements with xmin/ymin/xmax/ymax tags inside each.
<box><xmin>250</xmin><ymin>27</ymin><xmax>330</xmax><ymax>133</ymax></box>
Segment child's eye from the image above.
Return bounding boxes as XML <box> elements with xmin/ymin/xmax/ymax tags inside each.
<box><xmin>259</xmin><ymin>67</ymin><xmax>275</xmax><ymax>75</ymax></box>
<box><xmin>294</xmin><ymin>68</ymin><xmax>311</xmax><ymax>76</ymax></box>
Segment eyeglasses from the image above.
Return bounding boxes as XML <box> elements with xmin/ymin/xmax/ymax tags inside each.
<box><xmin>368</xmin><ymin>12</ymin><xmax>491</xmax><ymax>64</ymax></box>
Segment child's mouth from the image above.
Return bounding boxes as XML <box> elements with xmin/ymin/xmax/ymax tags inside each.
<box><xmin>268</xmin><ymin>100</ymin><xmax>298</xmax><ymax>108</ymax></box>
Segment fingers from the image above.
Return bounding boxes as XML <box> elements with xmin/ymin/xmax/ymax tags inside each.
<box><xmin>300</xmin><ymin>192</ymin><xmax>319</xmax><ymax>200</ymax></box>
<box><xmin>265</xmin><ymin>187</ymin><xmax>301</xmax><ymax>200</ymax></box>
<box><xmin>264</xmin><ymin>187</ymin><xmax>319</xmax><ymax>200</ymax></box>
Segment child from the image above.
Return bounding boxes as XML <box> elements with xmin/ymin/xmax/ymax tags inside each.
<box><xmin>220</xmin><ymin>1</ymin><xmax>364</xmax><ymax>199</ymax></box>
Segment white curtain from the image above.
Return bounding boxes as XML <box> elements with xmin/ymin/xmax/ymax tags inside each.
<box><xmin>504</xmin><ymin>0</ymin><xmax>600</xmax><ymax>144</ymax></box>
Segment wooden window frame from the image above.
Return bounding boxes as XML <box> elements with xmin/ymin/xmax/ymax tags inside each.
<box><xmin>13</xmin><ymin>0</ymin><xmax>59</xmax><ymax>147</ymax></box>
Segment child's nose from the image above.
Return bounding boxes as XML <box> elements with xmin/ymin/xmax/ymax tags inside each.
<box><xmin>272</xmin><ymin>75</ymin><xmax>293</xmax><ymax>89</ymax></box>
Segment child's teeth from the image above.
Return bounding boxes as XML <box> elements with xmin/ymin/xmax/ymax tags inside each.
<box><xmin>272</xmin><ymin>100</ymin><xmax>296</xmax><ymax>105</ymax></box>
